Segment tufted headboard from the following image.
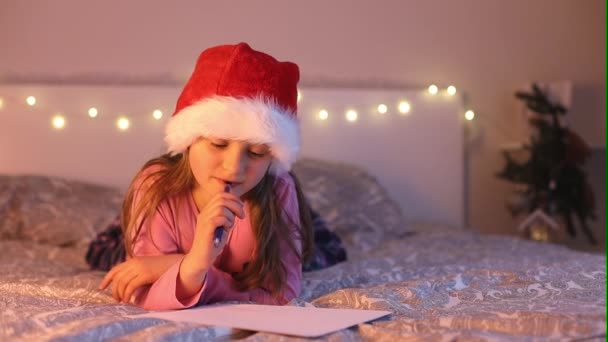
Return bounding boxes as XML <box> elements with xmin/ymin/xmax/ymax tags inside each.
<box><xmin>0</xmin><ymin>82</ymin><xmax>466</xmax><ymax>227</ymax></box>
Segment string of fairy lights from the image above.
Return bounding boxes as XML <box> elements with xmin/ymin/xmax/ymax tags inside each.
<box><xmin>306</xmin><ymin>85</ymin><xmax>475</xmax><ymax>123</ymax></box>
<box><xmin>0</xmin><ymin>84</ymin><xmax>475</xmax><ymax>131</ymax></box>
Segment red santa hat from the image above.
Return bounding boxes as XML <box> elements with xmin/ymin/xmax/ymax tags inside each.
<box><xmin>165</xmin><ymin>42</ymin><xmax>300</xmax><ymax>174</ymax></box>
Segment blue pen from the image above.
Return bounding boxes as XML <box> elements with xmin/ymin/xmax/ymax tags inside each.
<box><xmin>213</xmin><ymin>183</ymin><xmax>231</xmax><ymax>247</ymax></box>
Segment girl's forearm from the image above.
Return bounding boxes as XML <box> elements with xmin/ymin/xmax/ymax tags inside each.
<box><xmin>176</xmin><ymin>251</ymin><xmax>209</xmax><ymax>300</ymax></box>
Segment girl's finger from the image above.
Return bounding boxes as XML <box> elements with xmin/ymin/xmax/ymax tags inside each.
<box><xmin>112</xmin><ymin>269</ymin><xmax>137</xmax><ymax>302</ymax></box>
<box><xmin>220</xmin><ymin>207</ymin><xmax>236</xmax><ymax>224</ymax></box>
<box><xmin>99</xmin><ymin>273</ymin><xmax>113</xmax><ymax>291</ymax></box>
<box><xmin>111</xmin><ymin>279</ymin><xmax>120</xmax><ymax>302</ymax></box>
<box><xmin>210</xmin><ymin>216</ymin><xmax>231</xmax><ymax>231</ymax></box>
<box><xmin>216</xmin><ymin>192</ymin><xmax>243</xmax><ymax>203</ymax></box>
<box><xmin>100</xmin><ymin>262</ymin><xmax>126</xmax><ymax>290</ymax></box>
<box><xmin>219</xmin><ymin>199</ymin><xmax>245</xmax><ymax>220</ymax></box>
<box><xmin>207</xmin><ymin>194</ymin><xmax>245</xmax><ymax>219</ymax></box>
<box><xmin>110</xmin><ymin>268</ymin><xmax>127</xmax><ymax>301</ymax></box>
<box><xmin>118</xmin><ymin>270</ymin><xmax>139</xmax><ymax>302</ymax></box>
<box><xmin>123</xmin><ymin>275</ymin><xmax>144</xmax><ymax>304</ymax></box>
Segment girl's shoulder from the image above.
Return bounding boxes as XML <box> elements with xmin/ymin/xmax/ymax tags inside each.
<box><xmin>132</xmin><ymin>163</ymin><xmax>167</xmax><ymax>191</ymax></box>
<box><xmin>272</xmin><ymin>171</ymin><xmax>296</xmax><ymax>196</ymax></box>
<box><xmin>133</xmin><ymin>164</ymin><xmax>166</xmax><ymax>186</ymax></box>
<box><xmin>272</xmin><ymin>171</ymin><xmax>299</xmax><ymax>213</ymax></box>
<box><xmin>130</xmin><ymin>163</ymin><xmax>190</xmax><ymax>208</ymax></box>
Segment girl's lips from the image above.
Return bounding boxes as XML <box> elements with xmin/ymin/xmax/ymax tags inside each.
<box><xmin>218</xmin><ymin>179</ymin><xmax>241</xmax><ymax>186</ymax></box>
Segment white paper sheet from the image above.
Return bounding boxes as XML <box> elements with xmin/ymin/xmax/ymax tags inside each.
<box><xmin>129</xmin><ymin>304</ymin><xmax>391</xmax><ymax>338</ymax></box>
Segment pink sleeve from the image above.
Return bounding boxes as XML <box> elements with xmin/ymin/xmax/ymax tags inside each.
<box><xmin>129</xmin><ymin>198</ymin><xmax>207</xmax><ymax>310</ymax></box>
<box><xmin>127</xmin><ymin>167</ymin><xmax>207</xmax><ymax>310</ymax></box>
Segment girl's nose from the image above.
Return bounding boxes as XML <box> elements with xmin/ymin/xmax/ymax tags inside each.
<box><xmin>222</xmin><ymin>147</ymin><xmax>247</xmax><ymax>174</ymax></box>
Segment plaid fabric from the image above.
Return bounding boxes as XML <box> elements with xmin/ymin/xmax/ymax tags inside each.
<box><xmin>85</xmin><ymin>209</ymin><xmax>347</xmax><ymax>272</ymax></box>
<box><xmin>85</xmin><ymin>216</ymin><xmax>125</xmax><ymax>272</ymax></box>
<box><xmin>302</xmin><ymin>209</ymin><xmax>347</xmax><ymax>272</ymax></box>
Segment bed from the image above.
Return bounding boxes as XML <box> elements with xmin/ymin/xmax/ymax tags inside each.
<box><xmin>0</xmin><ymin>84</ymin><xmax>605</xmax><ymax>341</ymax></box>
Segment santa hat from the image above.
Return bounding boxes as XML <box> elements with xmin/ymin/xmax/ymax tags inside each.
<box><xmin>165</xmin><ymin>42</ymin><xmax>300</xmax><ymax>174</ymax></box>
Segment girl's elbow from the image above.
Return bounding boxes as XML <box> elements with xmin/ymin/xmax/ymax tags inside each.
<box><xmin>277</xmin><ymin>284</ymin><xmax>300</xmax><ymax>305</ymax></box>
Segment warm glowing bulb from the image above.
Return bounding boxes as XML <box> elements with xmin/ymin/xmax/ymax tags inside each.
<box><xmin>88</xmin><ymin>107</ymin><xmax>98</xmax><ymax>118</ymax></box>
<box><xmin>398</xmin><ymin>101</ymin><xmax>411</xmax><ymax>114</ymax></box>
<box><xmin>26</xmin><ymin>96</ymin><xmax>36</xmax><ymax>106</ymax></box>
<box><xmin>346</xmin><ymin>110</ymin><xmax>358</xmax><ymax>122</ymax></box>
<box><xmin>152</xmin><ymin>109</ymin><xmax>163</xmax><ymax>120</ymax></box>
<box><xmin>447</xmin><ymin>86</ymin><xmax>457</xmax><ymax>95</ymax></box>
<box><xmin>117</xmin><ymin>117</ymin><xmax>130</xmax><ymax>130</ymax></box>
<box><xmin>318</xmin><ymin>109</ymin><xmax>329</xmax><ymax>120</ymax></box>
<box><xmin>52</xmin><ymin>115</ymin><xmax>66</xmax><ymax>129</ymax></box>
<box><xmin>377</xmin><ymin>104</ymin><xmax>388</xmax><ymax>114</ymax></box>
<box><xmin>428</xmin><ymin>85</ymin><xmax>438</xmax><ymax>95</ymax></box>
<box><xmin>465</xmin><ymin>110</ymin><xmax>475</xmax><ymax>121</ymax></box>
<box><xmin>0</xmin><ymin>98</ymin><xmax>4</xmax><ymax>110</ymax></box>
<box><xmin>297</xmin><ymin>90</ymin><xmax>302</xmax><ymax>103</ymax></box>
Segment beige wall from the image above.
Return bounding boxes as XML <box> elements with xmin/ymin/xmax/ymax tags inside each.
<box><xmin>1</xmin><ymin>0</ymin><xmax>605</xmax><ymax>247</ymax></box>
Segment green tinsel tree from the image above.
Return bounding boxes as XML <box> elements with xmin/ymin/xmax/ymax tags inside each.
<box><xmin>497</xmin><ymin>83</ymin><xmax>596</xmax><ymax>244</ymax></box>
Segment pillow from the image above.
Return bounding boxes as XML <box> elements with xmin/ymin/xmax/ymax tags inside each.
<box><xmin>291</xmin><ymin>158</ymin><xmax>409</xmax><ymax>253</ymax></box>
<box><xmin>0</xmin><ymin>175</ymin><xmax>123</xmax><ymax>247</ymax></box>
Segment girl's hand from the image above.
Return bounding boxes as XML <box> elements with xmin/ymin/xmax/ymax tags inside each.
<box><xmin>99</xmin><ymin>254</ymin><xmax>183</xmax><ymax>303</ymax></box>
<box><xmin>180</xmin><ymin>192</ymin><xmax>245</xmax><ymax>283</ymax></box>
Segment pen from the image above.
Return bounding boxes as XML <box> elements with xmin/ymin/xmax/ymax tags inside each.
<box><xmin>213</xmin><ymin>182</ymin><xmax>231</xmax><ymax>247</ymax></box>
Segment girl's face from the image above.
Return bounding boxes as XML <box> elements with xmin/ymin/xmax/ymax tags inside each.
<box><xmin>188</xmin><ymin>137</ymin><xmax>272</xmax><ymax>205</ymax></box>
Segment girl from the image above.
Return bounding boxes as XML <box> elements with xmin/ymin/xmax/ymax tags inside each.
<box><xmin>99</xmin><ymin>42</ymin><xmax>314</xmax><ymax>311</ymax></box>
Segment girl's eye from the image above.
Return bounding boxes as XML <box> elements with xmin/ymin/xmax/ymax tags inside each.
<box><xmin>248</xmin><ymin>146</ymin><xmax>269</xmax><ymax>158</ymax></box>
<box><xmin>248</xmin><ymin>150</ymin><xmax>268</xmax><ymax>158</ymax></box>
<box><xmin>210</xmin><ymin>140</ymin><xmax>228</xmax><ymax>148</ymax></box>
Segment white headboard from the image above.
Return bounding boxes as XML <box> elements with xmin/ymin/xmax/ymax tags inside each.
<box><xmin>0</xmin><ymin>83</ymin><xmax>465</xmax><ymax>227</ymax></box>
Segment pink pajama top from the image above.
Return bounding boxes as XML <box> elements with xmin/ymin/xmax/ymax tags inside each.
<box><xmin>130</xmin><ymin>167</ymin><xmax>302</xmax><ymax>310</ymax></box>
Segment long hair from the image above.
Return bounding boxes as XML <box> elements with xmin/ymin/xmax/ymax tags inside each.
<box><xmin>121</xmin><ymin>153</ymin><xmax>194</xmax><ymax>256</ymax></box>
<box><xmin>121</xmin><ymin>151</ymin><xmax>313</xmax><ymax>297</ymax></box>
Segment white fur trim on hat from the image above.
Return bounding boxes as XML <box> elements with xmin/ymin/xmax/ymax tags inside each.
<box><xmin>165</xmin><ymin>96</ymin><xmax>300</xmax><ymax>174</ymax></box>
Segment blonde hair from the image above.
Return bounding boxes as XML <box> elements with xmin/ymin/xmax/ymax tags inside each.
<box><xmin>121</xmin><ymin>152</ymin><xmax>313</xmax><ymax>297</ymax></box>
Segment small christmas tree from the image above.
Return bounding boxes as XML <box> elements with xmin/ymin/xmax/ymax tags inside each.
<box><xmin>497</xmin><ymin>83</ymin><xmax>596</xmax><ymax>244</ymax></box>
